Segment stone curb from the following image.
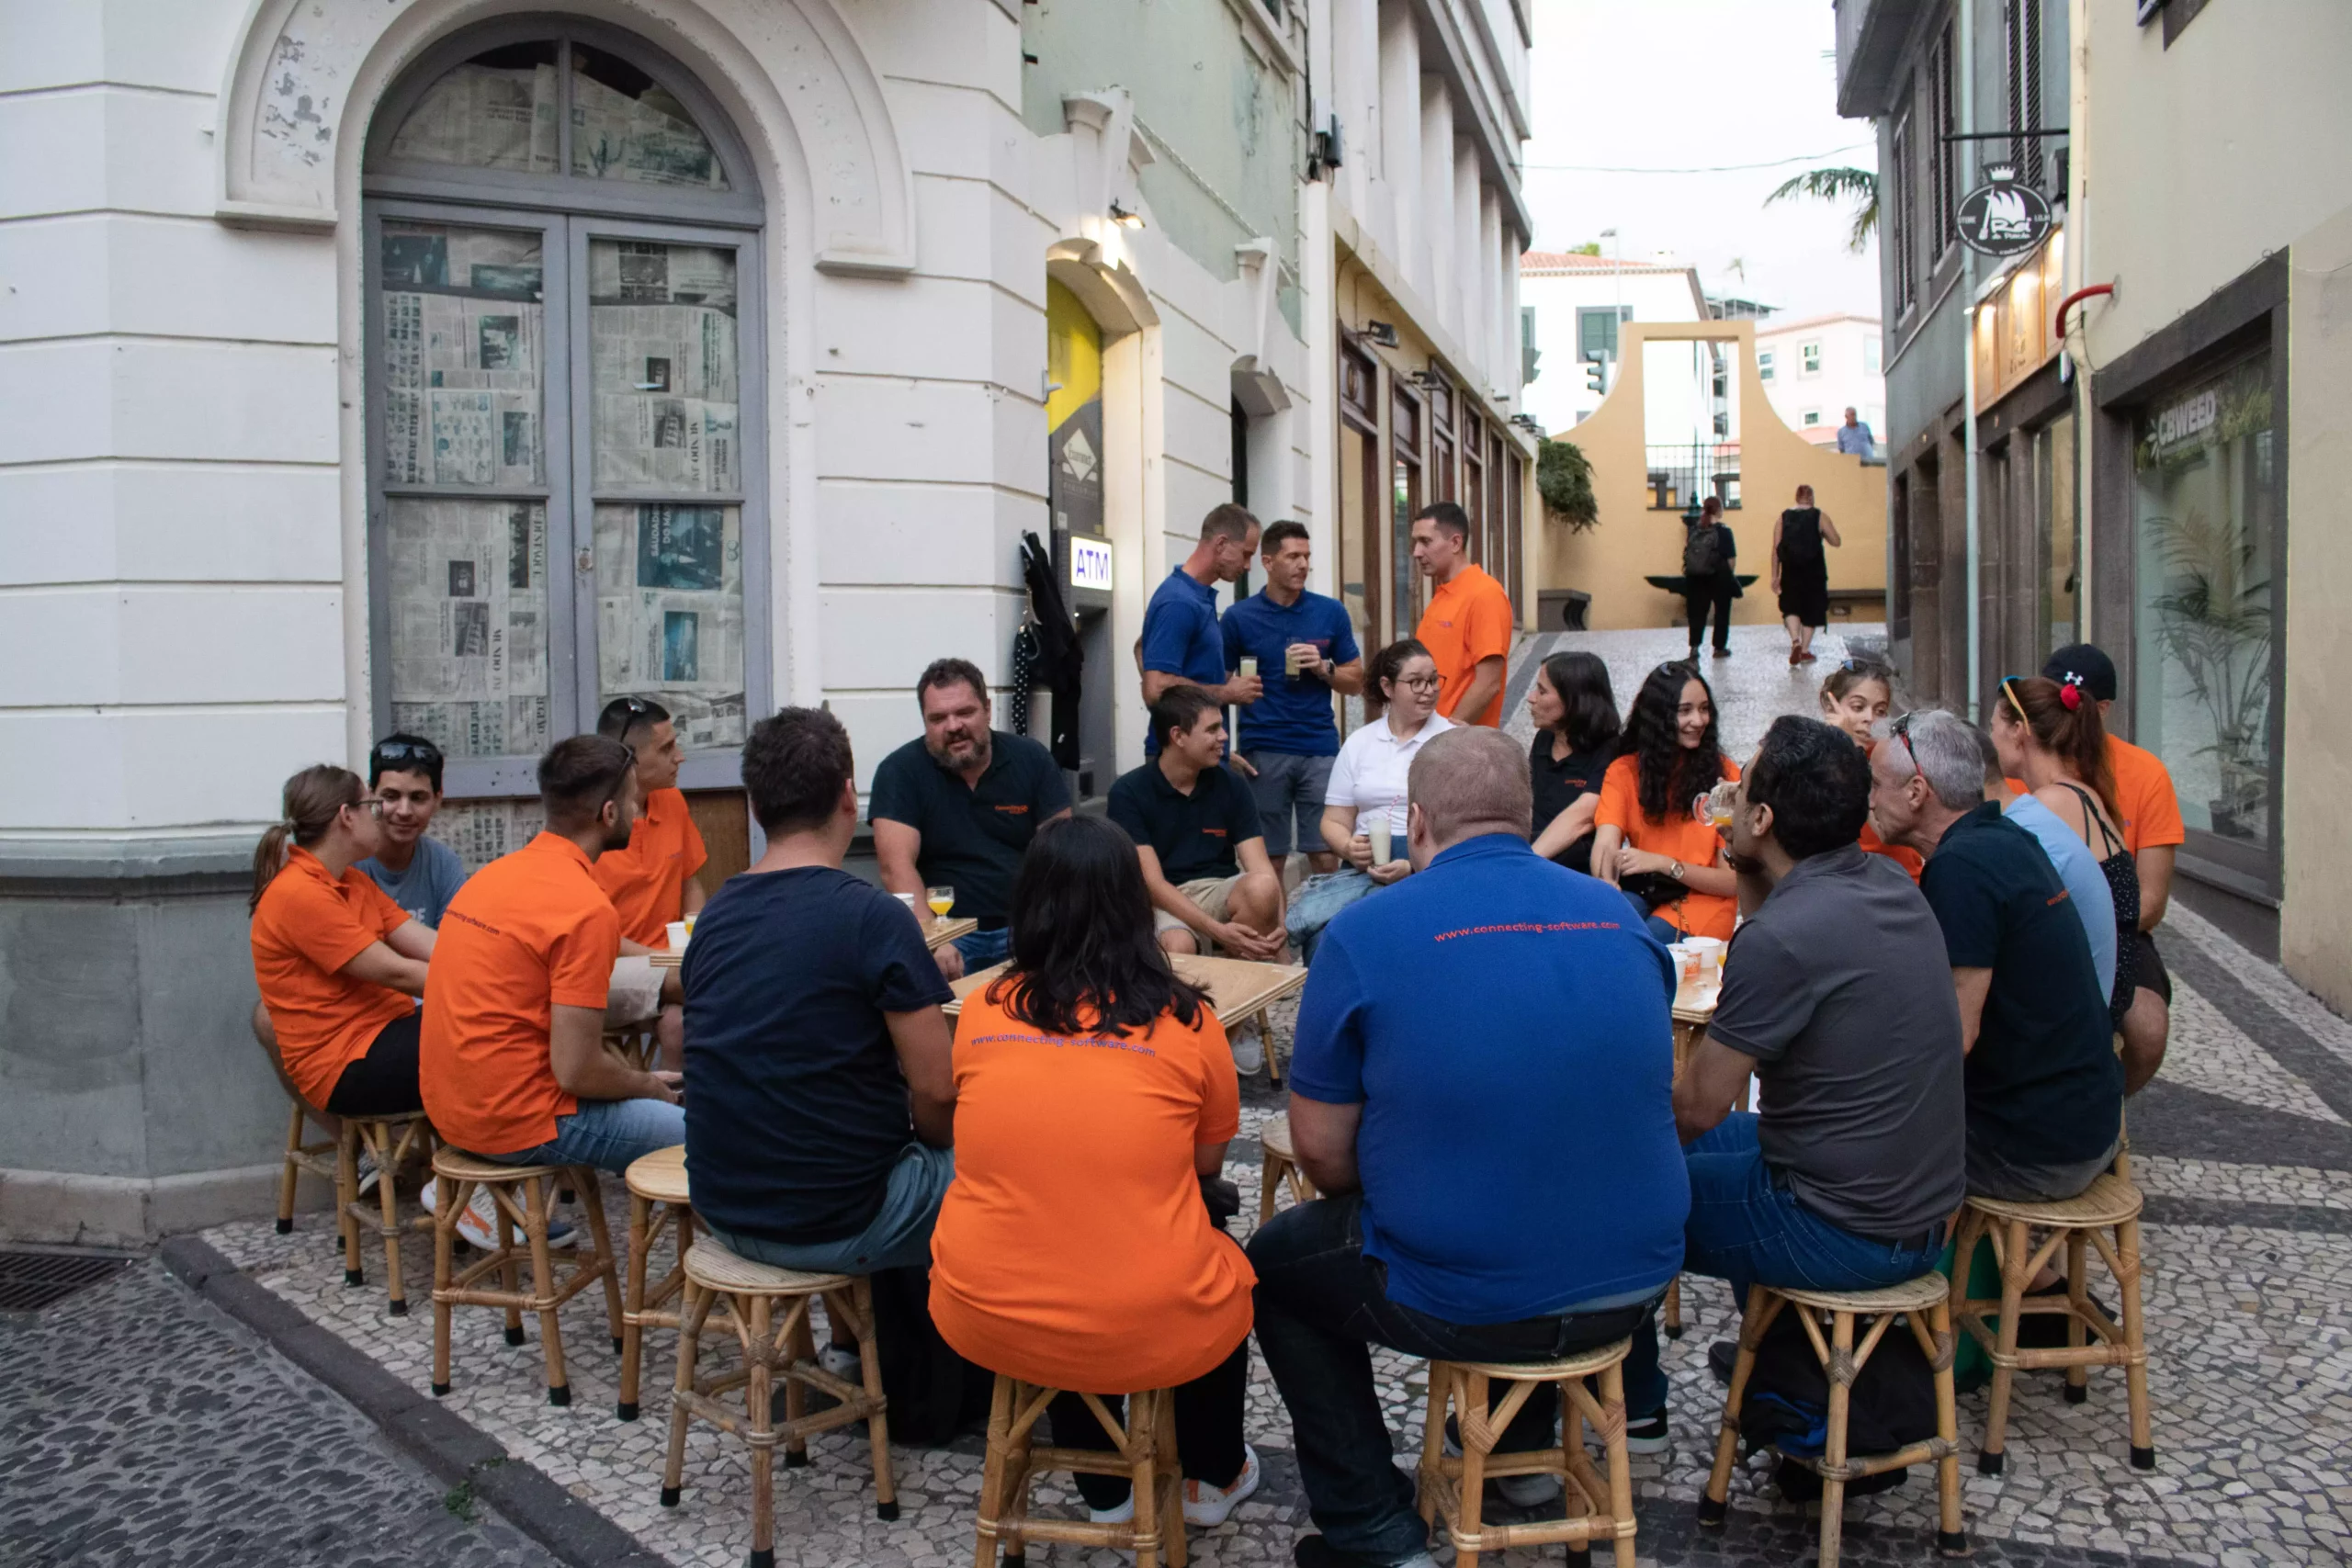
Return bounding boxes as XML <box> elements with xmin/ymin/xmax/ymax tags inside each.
<box><xmin>158</xmin><ymin>1235</ymin><xmax>663</xmax><ymax>1568</ymax></box>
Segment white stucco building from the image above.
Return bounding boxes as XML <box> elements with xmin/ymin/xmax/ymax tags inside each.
<box><xmin>1754</xmin><ymin>310</ymin><xmax>1883</xmax><ymax>448</ymax></box>
<box><xmin>1516</xmin><ymin>250</ymin><xmax>1708</xmax><ymax>434</ymax></box>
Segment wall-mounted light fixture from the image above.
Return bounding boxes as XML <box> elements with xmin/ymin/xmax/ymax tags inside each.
<box><xmin>1109</xmin><ymin>200</ymin><xmax>1145</xmax><ymax>229</ymax></box>
<box><xmin>1408</xmin><ymin>368</ymin><xmax>1446</xmax><ymax>390</ymax></box>
<box><xmin>1364</xmin><ymin>320</ymin><xmax>1399</xmax><ymax>348</ymax></box>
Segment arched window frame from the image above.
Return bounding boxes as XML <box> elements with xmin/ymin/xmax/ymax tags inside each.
<box><xmin>361</xmin><ymin>17</ymin><xmax>769</xmax><ymax>800</ymax></box>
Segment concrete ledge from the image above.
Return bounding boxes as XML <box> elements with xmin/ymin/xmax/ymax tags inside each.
<box><xmin>0</xmin><ymin>1162</ymin><xmax>324</xmax><ymax>1247</ymax></box>
<box><xmin>161</xmin><ymin>1236</ymin><xmax>664</xmax><ymax>1568</ymax></box>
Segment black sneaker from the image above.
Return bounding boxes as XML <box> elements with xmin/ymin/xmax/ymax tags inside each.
<box><xmin>1624</xmin><ymin>1408</ymin><xmax>1668</xmax><ymax>1454</ymax></box>
<box><xmin>1706</xmin><ymin>1339</ymin><xmax>1739</xmax><ymax>1385</ymax></box>
<box><xmin>1711</xmin><ymin>646</ymin><xmax>1733</xmax><ymax>658</ymax></box>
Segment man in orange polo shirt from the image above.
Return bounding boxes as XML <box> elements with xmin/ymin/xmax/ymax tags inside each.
<box><xmin>423</xmin><ymin>734</ymin><xmax>684</xmax><ymax>1179</ymax></box>
<box><xmin>591</xmin><ymin>697</ymin><xmax>709</xmax><ymax>1069</ymax></box>
<box><xmin>2043</xmin><ymin>644</ymin><xmax>2182</xmax><ymax>1092</ymax></box>
<box><xmin>1409</xmin><ymin>501</ymin><xmax>1515</xmax><ymax>727</ymax></box>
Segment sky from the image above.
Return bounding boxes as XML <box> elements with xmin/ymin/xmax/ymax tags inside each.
<box><xmin>1521</xmin><ymin>0</ymin><xmax>1882</xmax><ymax>324</ymax></box>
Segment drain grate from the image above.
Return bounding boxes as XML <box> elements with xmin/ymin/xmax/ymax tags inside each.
<box><xmin>0</xmin><ymin>1250</ymin><xmax>135</xmax><ymax>1313</ymax></box>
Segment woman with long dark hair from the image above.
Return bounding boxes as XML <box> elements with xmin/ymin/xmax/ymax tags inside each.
<box><xmin>1591</xmin><ymin>661</ymin><xmax>1741</xmax><ymax>940</ymax></box>
<box><xmin>250</xmin><ymin>764</ymin><xmax>436</xmax><ymax>1117</ymax></box>
<box><xmin>1524</xmin><ymin>650</ymin><xmax>1622</xmax><ymax>874</ymax></box>
<box><xmin>1992</xmin><ymin>673</ymin><xmax>2140</xmax><ymax>1024</ymax></box>
<box><xmin>930</xmin><ymin>814</ymin><xmax>1260</xmax><ymax>1528</ymax></box>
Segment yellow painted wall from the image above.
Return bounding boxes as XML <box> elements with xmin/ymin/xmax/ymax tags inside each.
<box><xmin>1539</xmin><ymin>321</ymin><xmax>1887</xmax><ymax>631</ymax></box>
<box><xmin>1046</xmin><ymin>277</ymin><xmax>1102</xmax><ymax>435</ymax></box>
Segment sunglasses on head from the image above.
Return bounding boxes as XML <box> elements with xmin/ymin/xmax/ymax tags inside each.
<box><xmin>1889</xmin><ymin>711</ymin><xmax>1921</xmax><ymax>772</ymax></box>
<box><xmin>373</xmin><ymin>739</ymin><xmax>440</xmax><ymax>766</ymax></box>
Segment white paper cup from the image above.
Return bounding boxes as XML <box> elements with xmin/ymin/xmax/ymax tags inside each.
<box><xmin>892</xmin><ymin>891</ymin><xmax>918</xmax><ymax>914</ymax></box>
<box><xmin>665</xmin><ymin>919</ymin><xmax>690</xmax><ymax>951</ymax></box>
<box><xmin>1684</xmin><ymin>936</ymin><xmax>1726</xmax><ymax>974</ymax></box>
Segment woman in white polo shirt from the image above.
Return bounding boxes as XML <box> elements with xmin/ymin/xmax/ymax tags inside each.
<box><xmin>1284</xmin><ymin>638</ymin><xmax>1453</xmax><ymax>960</ymax></box>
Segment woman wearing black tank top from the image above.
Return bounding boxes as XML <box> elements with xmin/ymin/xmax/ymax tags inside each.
<box><xmin>1770</xmin><ymin>484</ymin><xmax>1841</xmax><ymax>665</ymax></box>
<box><xmin>1996</xmin><ymin>674</ymin><xmax>2140</xmax><ymax>1025</ymax></box>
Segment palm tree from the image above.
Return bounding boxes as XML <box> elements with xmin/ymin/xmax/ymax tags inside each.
<box><xmin>1766</xmin><ymin>167</ymin><xmax>1878</xmax><ymax>254</ymax></box>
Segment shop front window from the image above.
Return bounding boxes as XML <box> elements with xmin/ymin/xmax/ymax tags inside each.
<box><xmin>2132</xmin><ymin>355</ymin><xmax>2277</xmax><ymax>849</ymax></box>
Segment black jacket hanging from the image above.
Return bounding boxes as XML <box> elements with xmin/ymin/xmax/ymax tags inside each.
<box><xmin>1018</xmin><ymin>531</ymin><xmax>1085</xmax><ymax>770</ymax></box>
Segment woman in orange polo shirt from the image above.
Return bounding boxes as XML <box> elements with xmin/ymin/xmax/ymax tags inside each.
<box><xmin>1592</xmin><ymin>660</ymin><xmax>1741</xmax><ymax>941</ymax></box>
<box><xmin>1818</xmin><ymin>657</ymin><xmax>1925</xmax><ymax>881</ymax></box>
<box><xmin>250</xmin><ymin>765</ymin><xmax>435</xmax><ymax>1116</ymax></box>
<box><xmin>930</xmin><ymin>814</ymin><xmax>1259</xmax><ymax>1528</ymax></box>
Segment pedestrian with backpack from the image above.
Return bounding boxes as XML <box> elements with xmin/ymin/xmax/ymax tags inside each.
<box><xmin>1682</xmin><ymin>496</ymin><xmax>1738</xmax><ymax>659</ymax></box>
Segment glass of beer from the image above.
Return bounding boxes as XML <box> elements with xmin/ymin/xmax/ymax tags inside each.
<box><xmin>925</xmin><ymin>886</ymin><xmax>956</xmax><ymax>919</ymax></box>
<box><xmin>1238</xmin><ymin>656</ymin><xmax>1259</xmax><ymax>682</ymax></box>
<box><xmin>1287</xmin><ymin>644</ymin><xmax>1313</xmax><ymax>677</ymax></box>
<box><xmin>1702</xmin><ymin>780</ymin><xmax>1739</xmax><ymax>831</ymax></box>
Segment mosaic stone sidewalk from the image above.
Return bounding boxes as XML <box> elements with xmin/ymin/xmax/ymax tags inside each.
<box><xmin>183</xmin><ymin>888</ymin><xmax>2352</xmax><ymax>1568</ymax></box>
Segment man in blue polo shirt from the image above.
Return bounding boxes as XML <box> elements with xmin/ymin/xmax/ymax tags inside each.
<box><xmin>1221</xmin><ymin>521</ymin><xmax>1363</xmax><ymax>879</ymax></box>
<box><xmin>1140</xmin><ymin>502</ymin><xmax>1262</xmax><ymax>755</ymax></box>
<box><xmin>1250</xmin><ymin>727</ymin><xmax>1689</xmax><ymax>1568</ymax></box>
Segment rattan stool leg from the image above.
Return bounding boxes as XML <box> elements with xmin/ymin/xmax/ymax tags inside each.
<box><xmin>1928</xmin><ymin>1298</ymin><xmax>1967</xmax><ymax>1555</ymax></box>
<box><xmin>431</xmin><ymin>1179</ymin><xmax>461</xmax><ymax>1396</ymax></box>
<box><xmin>1415</xmin><ymin>1367</ymin><xmax>1448</xmax><ymax>1531</ymax></box>
<box><xmin>849</xmin><ymin>1277</ymin><xmax>899</xmax><ymax>1519</ymax></box>
<box><xmin>2064</xmin><ymin>1230</ymin><xmax>2091</xmax><ymax>1403</ymax></box>
<box><xmin>1663</xmin><ymin>1274</ymin><xmax>1684</xmax><ymax>1338</ymax></box>
<box><xmin>572</xmin><ymin>1168</ymin><xmax>624</xmax><ymax>1352</ymax></box>
<box><xmin>361</xmin><ymin>1122</ymin><xmax>413</xmax><ymax>1314</ymax></box>
<box><xmin>1001</xmin><ymin>1381</ymin><xmax>1037</xmax><ymax>1565</ymax></box>
<box><xmin>491</xmin><ymin>1190</ymin><xmax>526</xmax><ymax>1347</ymax></box>
<box><xmin>2118</xmin><ymin>1216</ymin><xmax>2154</xmax><ymax>1470</ymax></box>
<box><xmin>1455</xmin><ymin>1368</ymin><xmax>1491</xmax><ymax>1568</ymax></box>
<box><xmin>1700</xmin><ymin>1283</ymin><xmax>1774</xmax><ymax>1525</ymax></box>
<box><xmin>661</xmin><ymin>1278</ymin><xmax>712</xmax><ymax>1507</ymax></box>
<box><xmin>746</xmin><ymin>1292</ymin><xmax>775</xmax><ymax>1568</ymax></box>
<box><xmin>277</xmin><ymin>1102</ymin><xmax>305</xmax><ymax>1233</ymax></box>
<box><xmin>524</xmin><ymin>1177</ymin><xmax>570</xmax><ymax>1404</ymax></box>
<box><xmin>334</xmin><ymin>1124</ymin><xmax>366</xmax><ymax>1287</ymax></box>
<box><xmin>1819</xmin><ymin>1308</ymin><xmax>1856</xmax><ymax>1568</ymax></box>
<box><xmin>972</xmin><ymin>1374</ymin><xmax>1015</xmax><ymax>1568</ymax></box>
<box><xmin>1159</xmin><ymin>1386</ymin><xmax>1189</xmax><ymax>1568</ymax></box>
<box><xmin>1598</xmin><ymin>1359</ymin><xmax>1636</xmax><ymax>1568</ymax></box>
<box><xmin>619</xmin><ymin>1190</ymin><xmax>653</xmax><ymax>1420</ymax></box>
<box><xmin>782</xmin><ymin>1304</ymin><xmax>813</xmax><ymax>1468</ymax></box>
<box><xmin>1980</xmin><ymin>1218</ymin><xmax>2029</xmax><ymax>1474</ymax></box>
<box><xmin>1129</xmin><ymin>1387</ymin><xmax>1166</xmax><ymax>1568</ymax></box>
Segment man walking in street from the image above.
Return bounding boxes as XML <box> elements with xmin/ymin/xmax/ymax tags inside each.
<box><xmin>1220</xmin><ymin>521</ymin><xmax>1364</xmax><ymax>880</ymax></box>
<box><xmin>1409</xmin><ymin>502</ymin><xmax>1514</xmax><ymax>727</ymax></box>
<box><xmin>871</xmin><ymin>658</ymin><xmax>1071</xmax><ymax>979</ymax></box>
<box><xmin>1870</xmin><ymin>710</ymin><xmax>2123</xmax><ymax>1203</ymax></box>
<box><xmin>1250</xmin><ymin>727</ymin><xmax>1687</xmax><ymax>1568</ymax></box>
<box><xmin>1663</xmin><ymin>716</ymin><xmax>1965</xmax><ymax>1403</ymax></box>
<box><xmin>1141</xmin><ymin>502</ymin><xmax>1264</xmax><ymax>754</ymax></box>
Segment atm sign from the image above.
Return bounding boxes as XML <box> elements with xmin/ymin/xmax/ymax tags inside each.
<box><xmin>1070</xmin><ymin>536</ymin><xmax>1114</xmax><ymax>592</ymax></box>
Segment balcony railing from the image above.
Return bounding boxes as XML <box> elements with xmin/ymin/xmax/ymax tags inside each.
<box><xmin>1645</xmin><ymin>443</ymin><xmax>1741</xmax><ymax>512</ymax></box>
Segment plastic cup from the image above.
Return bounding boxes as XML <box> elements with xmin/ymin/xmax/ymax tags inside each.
<box><xmin>892</xmin><ymin>891</ymin><xmax>919</xmax><ymax>916</ymax></box>
<box><xmin>1238</xmin><ymin>656</ymin><xmax>1259</xmax><ymax>680</ymax></box>
<box><xmin>1368</xmin><ymin>812</ymin><xmax>1392</xmax><ymax>867</ymax></box>
<box><xmin>665</xmin><ymin>919</ymin><xmax>690</xmax><ymax>951</ymax></box>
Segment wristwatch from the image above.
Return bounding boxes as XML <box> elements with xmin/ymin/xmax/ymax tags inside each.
<box><xmin>1318</xmin><ymin>657</ymin><xmax>1334</xmax><ymax>680</ymax></box>
<box><xmin>1668</xmin><ymin>860</ymin><xmax>1687</xmax><ymax>882</ymax></box>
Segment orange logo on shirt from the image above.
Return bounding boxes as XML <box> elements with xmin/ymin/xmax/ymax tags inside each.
<box><xmin>1202</xmin><ymin>827</ymin><xmax>1228</xmax><ymax>837</ymax></box>
<box><xmin>993</xmin><ymin>804</ymin><xmax>1030</xmax><ymax>815</ymax></box>
<box><xmin>2047</xmin><ymin>889</ymin><xmax>2071</xmax><ymax>908</ymax></box>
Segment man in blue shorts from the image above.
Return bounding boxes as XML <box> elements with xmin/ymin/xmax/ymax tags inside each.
<box><xmin>1220</xmin><ymin>521</ymin><xmax>1364</xmax><ymax>880</ymax></box>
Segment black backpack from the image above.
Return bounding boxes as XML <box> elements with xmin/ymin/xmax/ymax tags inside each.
<box><xmin>1682</xmin><ymin>522</ymin><xmax>1724</xmax><ymax>579</ymax></box>
<box><xmin>1736</xmin><ymin>1299</ymin><xmax>1940</xmax><ymax>1466</ymax></box>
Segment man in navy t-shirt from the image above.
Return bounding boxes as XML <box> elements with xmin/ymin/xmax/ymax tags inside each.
<box><xmin>1139</xmin><ymin>502</ymin><xmax>1261</xmax><ymax>754</ymax></box>
<box><xmin>684</xmin><ymin>707</ymin><xmax>956</xmax><ymax>1279</ymax></box>
<box><xmin>1219</xmin><ymin>521</ymin><xmax>1364</xmax><ymax>879</ymax></box>
<box><xmin>1249</xmin><ymin>728</ymin><xmax>1688</xmax><ymax>1568</ymax></box>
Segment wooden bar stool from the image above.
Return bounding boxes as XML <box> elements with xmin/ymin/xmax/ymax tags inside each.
<box><xmin>276</xmin><ymin>1097</ymin><xmax>350</xmax><ymax>1256</ymax></box>
<box><xmin>618</xmin><ymin>1144</ymin><xmax>699</xmax><ymax>1421</ymax></box>
<box><xmin>428</xmin><ymin>1149</ymin><xmax>622</xmax><ymax>1406</ymax></box>
<box><xmin>1417</xmin><ymin>1337</ymin><xmax>1638</xmax><ymax>1568</ymax></box>
<box><xmin>973</xmin><ymin>1373</ymin><xmax>1184</xmax><ymax>1568</ymax></box>
<box><xmin>1256</xmin><ymin>1112</ymin><xmax>1317</xmax><ymax>1226</ymax></box>
<box><xmin>343</xmin><ymin>1112</ymin><xmax>436</xmax><ymax>1315</ymax></box>
<box><xmin>1698</xmin><ymin>1274</ymin><xmax>1963</xmax><ymax>1568</ymax></box>
<box><xmin>662</xmin><ymin>1238</ymin><xmax>897</xmax><ymax>1568</ymax></box>
<box><xmin>1949</xmin><ymin>1172</ymin><xmax>2153</xmax><ymax>1474</ymax></box>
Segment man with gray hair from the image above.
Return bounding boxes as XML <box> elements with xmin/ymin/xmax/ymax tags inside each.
<box><xmin>1250</xmin><ymin>726</ymin><xmax>1689</xmax><ymax>1566</ymax></box>
<box><xmin>1870</xmin><ymin>710</ymin><xmax>2121</xmax><ymax>1204</ymax></box>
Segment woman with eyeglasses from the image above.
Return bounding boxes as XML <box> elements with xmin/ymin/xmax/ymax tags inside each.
<box><xmin>1524</xmin><ymin>649</ymin><xmax>1622</xmax><ymax>874</ymax></box>
<box><xmin>1283</xmin><ymin>638</ymin><xmax>1454</xmax><ymax>961</ymax></box>
<box><xmin>250</xmin><ymin>764</ymin><xmax>437</xmax><ymax>1120</ymax></box>
<box><xmin>1591</xmin><ymin>661</ymin><xmax>1739</xmax><ymax>941</ymax></box>
<box><xmin>1990</xmin><ymin>674</ymin><xmax>2140</xmax><ymax>1024</ymax></box>
<box><xmin>1818</xmin><ymin>657</ymin><xmax>1924</xmax><ymax>881</ymax></box>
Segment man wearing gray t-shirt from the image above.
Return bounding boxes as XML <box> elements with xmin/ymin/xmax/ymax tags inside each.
<box><xmin>1623</xmin><ymin>716</ymin><xmax>1967</xmax><ymax>1409</ymax></box>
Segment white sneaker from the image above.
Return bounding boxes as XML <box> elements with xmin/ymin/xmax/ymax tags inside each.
<box><xmin>1086</xmin><ymin>1495</ymin><xmax>1136</xmax><ymax>1525</ymax></box>
<box><xmin>1182</xmin><ymin>1443</ymin><xmax>1261</xmax><ymax>1526</ymax></box>
<box><xmin>1228</xmin><ymin>1023</ymin><xmax>1266</xmax><ymax>1076</ymax></box>
<box><xmin>817</xmin><ymin>1343</ymin><xmax>863</xmax><ymax>1381</ymax></box>
<box><xmin>354</xmin><ymin>1151</ymin><xmax>380</xmax><ymax>1197</ymax></box>
<box><xmin>420</xmin><ymin>1178</ymin><xmax>575</xmax><ymax>1249</ymax></box>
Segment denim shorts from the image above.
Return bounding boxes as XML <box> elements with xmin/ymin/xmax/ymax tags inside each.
<box><xmin>708</xmin><ymin>1142</ymin><xmax>956</xmax><ymax>1275</ymax></box>
<box><xmin>492</xmin><ymin>1095</ymin><xmax>686</xmax><ymax>1178</ymax></box>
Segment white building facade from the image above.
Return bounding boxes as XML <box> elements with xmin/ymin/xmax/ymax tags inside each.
<box><xmin>1517</xmin><ymin>250</ymin><xmax>1708</xmax><ymax>434</ymax></box>
<box><xmin>1754</xmin><ymin>310</ymin><xmax>1884</xmax><ymax>447</ymax></box>
<box><xmin>0</xmin><ymin>0</ymin><xmax>1382</xmax><ymax>1240</ymax></box>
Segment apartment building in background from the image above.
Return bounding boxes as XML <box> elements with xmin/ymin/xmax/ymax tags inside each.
<box><xmin>1756</xmin><ymin>310</ymin><xmax>1884</xmax><ymax>447</ymax></box>
<box><xmin>1518</xmin><ymin>250</ymin><xmax>1708</xmax><ymax>433</ymax></box>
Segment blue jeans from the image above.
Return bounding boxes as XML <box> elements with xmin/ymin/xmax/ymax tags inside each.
<box><xmin>1250</xmin><ymin>1193</ymin><xmax>1664</xmax><ymax>1562</ymax></box>
<box><xmin>494</xmin><ymin>1095</ymin><xmax>685</xmax><ymax>1176</ymax></box>
<box><xmin>1285</xmin><ymin>867</ymin><xmax>1379</xmax><ymax>964</ymax></box>
<box><xmin>708</xmin><ymin>1142</ymin><xmax>955</xmax><ymax>1275</ymax></box>
<box><xmin>953</xmin><ymin>925</ymin><xmax>1012</xmax><ymax>971</ymax></box>
<box><xmin>1624</xmin><ymin>1113</ymin><xmax>1951</xmax><ymax>1405</ymax></box>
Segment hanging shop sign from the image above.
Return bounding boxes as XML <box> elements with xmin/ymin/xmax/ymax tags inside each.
<box><xmin>1957</xmin><ymin>165</ymin><xmax>2054</xmax><ymax>258</ymax></box>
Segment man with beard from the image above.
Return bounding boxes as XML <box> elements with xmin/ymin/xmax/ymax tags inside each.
<box><xmin>872</xmin><ymin>658</ymin><xmax>1072</xmax><ymax>978</ymax></box>
<box><xmin>422</xmin><ymin>734</ymin><xmax>685</xmax><ymax>1174</ymax></box>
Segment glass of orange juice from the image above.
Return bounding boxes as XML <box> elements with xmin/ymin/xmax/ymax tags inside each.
<box><xmin>925</xmin><ymin>886</ymin><xmax>956</xmax><ymax>919</ymax></box>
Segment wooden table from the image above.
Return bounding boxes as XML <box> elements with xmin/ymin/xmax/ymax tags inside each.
<box><xmin>651</xmin><ymin>912</ymin><xmax>977</xmax><ymax>967</ymax></box>
<box><xmin>945</xmin><ymin>952</ymin><xmax>1309</xmax><ymax>1083</ymax></box>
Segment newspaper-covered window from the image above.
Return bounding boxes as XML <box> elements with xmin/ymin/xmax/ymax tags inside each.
<box><xmin>385</xmin><ymin>500</ymin><xmax>553</xmax><ymax>759</ymax></box>
<box><xmin>594</xmin><ymin>504</ymin><xmax>746</xmax><ymax>747</ymax></box>
<box><xmin>571</xmin><ymin>43</ymin><xmax>730</xmax><ymax>191</ymax></box>
<box><xmin>588</xmin><ymin>239</ymin><xmax>738</xmax><ymax>492</ymax></box>
<box><xmin>384</xmin><ymin>42</ymin><xmax>560</xmax><ymax>175</ymax></box>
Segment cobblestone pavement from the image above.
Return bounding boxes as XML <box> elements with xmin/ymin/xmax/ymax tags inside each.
<box><xmin>0</xmin><ymin>1254</ymin><xmax>560</xmax><ymax>1568</ymax></box>
<box><xmin>153</xmin><ymin>619</ymin><xmax>2352</xmax><ymax>1566</ymax></box>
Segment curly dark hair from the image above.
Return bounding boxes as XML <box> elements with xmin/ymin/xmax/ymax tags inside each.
<box><xmin>1623</xmin><ymin>660</ymin><xmax>1723</xmax><ymax>823</ymax></box>
<box><xmin>987</xmin><ymin>815</ymin><xmax>1206</xmax><ymax>1039</ymax></box>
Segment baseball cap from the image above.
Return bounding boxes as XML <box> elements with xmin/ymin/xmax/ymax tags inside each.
<box><xmin>2041</xmin><ymin>643</ymin><xmax>2117</xmax><ymax>704</ymax></box>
